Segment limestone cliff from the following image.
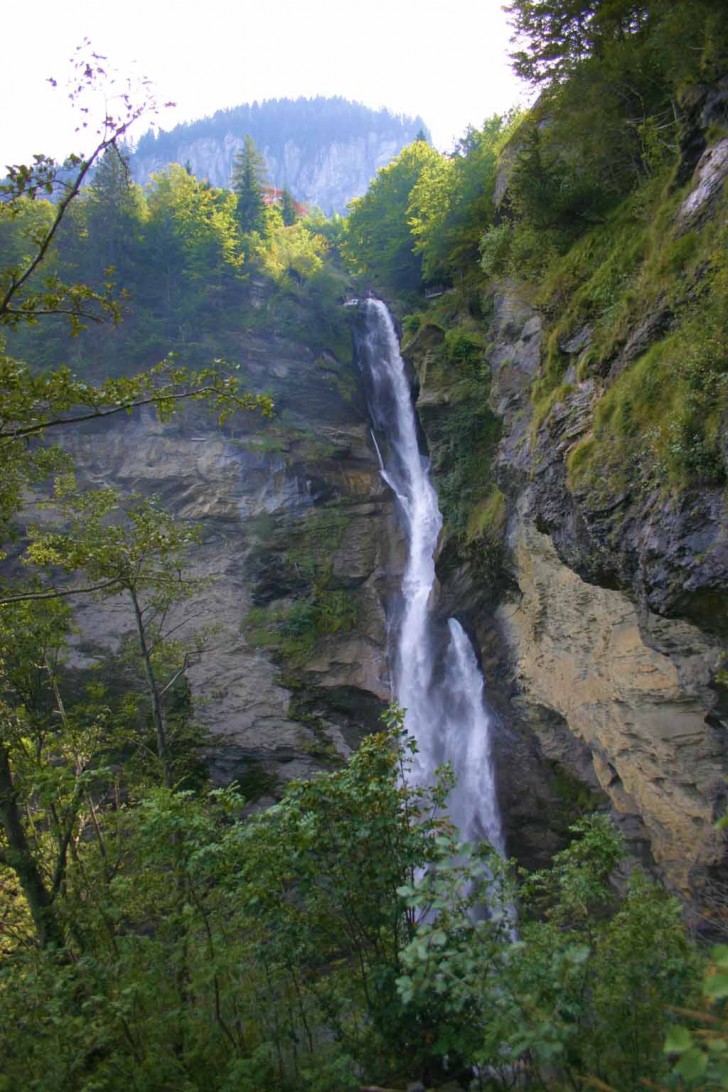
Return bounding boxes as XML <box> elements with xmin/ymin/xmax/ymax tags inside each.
<box><xmin>64</xmin><ymin>320</ymin><xmax>401</xmax><ymax>801</ymax></box>
<box><xmin>130</xmin><ymin>97</ymin><xmax>429</xmax><ymax>215</ymax></box>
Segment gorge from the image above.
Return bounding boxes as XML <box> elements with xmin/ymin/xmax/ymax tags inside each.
<box><xmin>1</xmin><ymin>10</ymin><xmax>727</xmax><ymax>1085</ymax></box>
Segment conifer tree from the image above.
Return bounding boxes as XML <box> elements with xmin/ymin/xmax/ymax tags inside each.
<box><xmin>231</xmin><ymin>134</ymin><xmax>268</xmax><ymax>235</ymax></box>
<box><xmin>280</xmin><ymin>187</ymin><xmax>298</xmax><ymax>226</ymax></box>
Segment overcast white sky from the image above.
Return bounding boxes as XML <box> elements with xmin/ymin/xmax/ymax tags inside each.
<box><xmin>2</xmin><ymin>0</ymin><xmax>527</xmax><ymax>167</ymax></box>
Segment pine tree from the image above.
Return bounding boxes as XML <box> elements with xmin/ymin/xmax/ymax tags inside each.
<box><xmin>231</xmin><ymin>134</ymin><xmax>268</xmax><ymax>235</ymax></box>
<box><xmin>280</xmin><ymin>187</ymin><xmax>298</xmax><ymax>226</ymax></box>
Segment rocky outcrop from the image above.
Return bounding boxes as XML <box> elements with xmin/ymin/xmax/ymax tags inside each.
<box><xmin>500</xmin><ymin>310</ymin><xmax>726</xmax><ymax>908</ymax></box>
<box><xmin>497</xmin><ymin>509</ymin><xmax>725</xmax><ymax>901</ymax></box>
<box><xmin>405</xmin><ymin>140</ymin><xmax>728</xmax><ymax>914</ymax></box>
<box><xmin>65</xmin><ymin>324</ymin><xmax>401</xmax><ymax>800</ymax></box>
<box><xmin>478</xmin><ymin>266</ymin><xmax>727</xmax><ymax>909</ymax></box>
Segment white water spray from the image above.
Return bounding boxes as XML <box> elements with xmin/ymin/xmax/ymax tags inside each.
<box><xmin>356</xmin><ymin>299</ymin><xmax>504</xmax><ymax>853</ymax></box>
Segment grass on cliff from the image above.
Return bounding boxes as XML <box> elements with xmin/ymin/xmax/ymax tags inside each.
<box><xmin>404</xmin><ymin>301</ymin><xmax>503</xmax><ymax>538</ymax></box>
<box><xmin>522</xmin><ymin>165</ymin><xmax>728</xmax><ymax>495</ymax></box>
<box><xmin>246</xmin><ymin>589</ymin><xmax>359</xmax><ymax>667</ymax></box>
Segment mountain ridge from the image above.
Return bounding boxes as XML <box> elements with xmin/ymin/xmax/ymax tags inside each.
<box><xmin>130</xmin><ymin>95</ymin><xmax>430</xmax><ymax>214</ymax></box>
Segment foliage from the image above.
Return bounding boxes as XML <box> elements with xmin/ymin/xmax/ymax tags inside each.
<box><xmin>245</xmin><ymin>507</ymin><xmax>358</xmax><ymax>669</ymax></box>
<box><xmin>489</xmin><ymin>0</ymin><xmax>727</xmax><ymax>287</ymax></box>
<box><xmin>231</xmin><ymin>134</ymin><xmax>268</xmax><ymax>237</ymax></box>
<box><xmin>411</xmin><ymin>307</ymin><xmax>502</xmax><ymax>545</ymax></box>
<box><xmin>344</xmin><ymin>119</ymin><xmax>507</xmax><ymax>292</ymax></box>
<box><xmin>665</xmin><ymin>943</ymin><xmax>728</xmax><ymax>1087</ymax></box>
<box><xmin>0</xmin><ymin>59</ymin><xmax>271</xmax><ymax>956</ymax></box>
<box><xmin>396</xmin><ymin>815</ymin><xmax>701</xmax><ymax>1090</ymax></box>
<box><xmin>256</xmin><ymin>219</ymin><xmax>328</xmax><ymax>285</ymax></box>
<box><xmin>344</xmin><ymin>139</ymin><xmax>442</xmax><ymax>291</ymax></box>
<box><xmin>143</xmin><ymin>164</ymin><xmax>242</xmax><ymax>316</ymax></box>
<box><xmin>563</xmin><ymin>193</ymin><xmax>728</xmax><ymax>493</ymax></box>
<box><xmin>0</xmin><ymin>700</ymin><xmax>707</xmax><ymax>1091</ymax></box>
<box><xmin>0</xmin><ymin>720</ymin><xmax>454</xmax><ymax>1089</ymax></box>
<box><xmin>2</xmin><ymin>159</ymin><xmax>342</xmax><ymax>376</ymax></box>
<box><xmin>477</xmin><ymin>0</ymin><xmax>728</xmax><ymax>506</ymax></box>
<box><xmin>505</xmin><ymin>0</ymin><xmax>651</xmax><ymax>86</ymax></box>
<box><xmin>506</xmin><ymin>0</ymin><xmax>728</xmax><ymax>91</ymax></box>
<box><xmin>0</xmin><ymin>46</ymin><xmax>156</xmax><ymax>334</ymax></box>
<box><xmin>408</xmin><ymin>116</ymin><xmax>504</xmax><ymax>283</ymax></box>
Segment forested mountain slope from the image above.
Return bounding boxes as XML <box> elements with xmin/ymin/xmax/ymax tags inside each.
<box><xmin>130</xmin><ymin>96</ymin><xmax>429</xmax><ymax>214</ymax></box>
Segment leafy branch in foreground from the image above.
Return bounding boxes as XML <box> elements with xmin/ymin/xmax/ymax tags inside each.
<box><xmin>0</xmin><ymin>43</ymin><xmax>160</xmax><ymax>330</ymax></box>
<box><xmin>26</xmin><ymin>484</ymin><xmax>209</xmax><ymax>787</ymax></box>
<box><xmin>0</xmin><ymin>352</ymin><xmax>273</xmax><ymax>547</ymax></box>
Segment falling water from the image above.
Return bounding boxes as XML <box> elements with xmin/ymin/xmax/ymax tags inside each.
<box><xmin>355</xmin><ymin>298</ymin><xmax>504</xmax><ymax>853</ymax></box>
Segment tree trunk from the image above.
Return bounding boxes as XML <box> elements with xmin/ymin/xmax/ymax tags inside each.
<box><xmin>0</xmin><ymin>743</ymin><xmax>64</xmax><ymax>948</ymax></box>
<box><xmin>129</xmin><ymin>587</ymin><xmax>171</xmax><ymax>786</ymax></box>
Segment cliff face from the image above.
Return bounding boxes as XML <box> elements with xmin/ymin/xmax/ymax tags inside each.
<box><xmin>132</xmin><ymin>133</ymin><xmax>405</xmax><ymax>216</ymax></box>
<box><xmin>59</xmin><ymin>130</ymin><xmax>726</xmax><ymax>914</ymax></box>
<box><xmin>65</xmin><ymin>322</ymin><xmax>401</xmax><ymax>801</ymax></box>
<box><xmin>407</xmin><ymin>135</ymin><xmax>728</xmax><ymax>916</ymax></box>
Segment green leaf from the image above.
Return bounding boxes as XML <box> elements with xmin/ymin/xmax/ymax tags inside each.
<box><xmin>665</xmin><ymin>1025</ymin><xmax>694</xmax><ymax>1053</ymax></box>
<box><xmin>675</xmin><ymin>1047</ymin><xmax>708</xmax><ymax>1081</ymax></box>
<box><xmin>705</xmin><ymin>973</ymin><xmax>728</xmax><ymax>1001</ymax></box>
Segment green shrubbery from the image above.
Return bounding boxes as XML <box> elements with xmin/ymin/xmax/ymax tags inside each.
<box><xmin>0</xmin><ymin>719</ymin><xmax>710</xmax><ymax>1090</ymax></box>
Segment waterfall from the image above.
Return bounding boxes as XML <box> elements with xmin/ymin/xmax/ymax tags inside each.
<box><xmin>355</xmin><ymin>298</ymin><xmax>504</xmax><ymax>854</ymax></box>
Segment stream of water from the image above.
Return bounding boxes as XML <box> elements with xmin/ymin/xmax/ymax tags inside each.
<box><xmin>355</xmin><ymin>298</ymin><xmax>504</xmax><ymax>852</ymax></box>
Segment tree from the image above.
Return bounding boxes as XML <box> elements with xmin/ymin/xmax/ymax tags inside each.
<box><xmin>0</xmin><ymin>56</ymin><xmax>271</xmax><ymax>951</ymax></box>
<box><xmin>0</xmin><ymin>46</ymin><xmax>157</xmax><ymax>333</ymax></box>
<box><xmin>505</xmin><ymin>0</ymin><xmax>651</xmax><ymax>85</ymax></box>
<box><xmin>280</xmin><ymin>187</ymin><xmax>299</xmax><ymax>226</ymax></box>
<box><xmin>27</xmin><ymin>485</ymin><xmax>206</xmax><ymax>787</ymax></box>
<box><xmin>231</xmin><ymin>134</ymin><xmax>268</xmax><ymax>236</ymax></box>
<box><xmin>0</xmin><ymin>597</ymin><xmax>110</xmax><ymax>950</ymax></box>
<box><xmin>71</xmin><ymin>144</ymin><xmax>147</xmax><ymax>290</ymax></box>
<box><xmin>406</xmin><ymin>120</ymin><xmax>503</xmax><ymax>283</ymax></box>
<box><xmin>143</xmin><ymin>164</ymin><xmax>242</xmax><ymax>324</ymax></box>
<box><xmin>344</xmin><ymin>140</ymin><xmax>442</xmax><ymax>291</ymax></box>
<box><xmin>256</xmin><ymin>220</ymin><xmax>328</xmax><ymax>285</ymax></box>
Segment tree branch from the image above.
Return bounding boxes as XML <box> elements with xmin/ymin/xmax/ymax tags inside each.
<box><xmin>0</xmin><ymin>579</ymin><xmax>121</xmax><ymax>606</ymax></box>
<box><xmin>0</xmin><ymin>384</ymin><xmax>262</xmax><ymax>446</ymax></box>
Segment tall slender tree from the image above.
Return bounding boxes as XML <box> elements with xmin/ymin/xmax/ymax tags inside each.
<box><xmin>231</xmin><ymin>134</ymin><xmax>268</xmax><ymax>235</ymax></box>
<box><xmin>280</xmin><ymin>187</ymin><xmax>299</xmax><ymax>226</ymax></box>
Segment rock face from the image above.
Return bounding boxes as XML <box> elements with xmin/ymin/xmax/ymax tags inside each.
<box><xmin>65</xmin><ymin>323</ymin><xmax>401</xmax><ymax>799</ymax></box>
<box><xmin>60</xmin><ymin>125</ymin><xmax>725</xmax><ymax>917</ymax></box>
<box><xmin>130</xmin><ymin>98</ymin><xmax>428</xmax><ymax>214</ymax></box>
<box><xmin>403</xmin><ymin>139</ymin><xmax>727</xmax><ymax>915</ymax></box>
<box><xmin>498</xmin><ymin>509</ymin><xmax>725</xmax><ymax>899</ymax></box>
<box><xmin>488</xmin><ymin>286</ymin><xmax>727</xmax><ymax>908</ymax></box>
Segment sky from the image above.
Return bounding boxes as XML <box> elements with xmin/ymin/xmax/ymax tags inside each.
<box><xmin>2</xmin><ymin>0</ymin><xmax>528</xmax><ymax>167</ymax></box>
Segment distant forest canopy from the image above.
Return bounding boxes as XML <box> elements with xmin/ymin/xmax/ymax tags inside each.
<box><xmin>130</xmin><ymin>96</ymin><xmax>431</xmax><ymax>214</ymax></box>
<box><xmin>0</xmin><ymin>141</ymin><xmax>352</xmax><ymax>382</ymax></box>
